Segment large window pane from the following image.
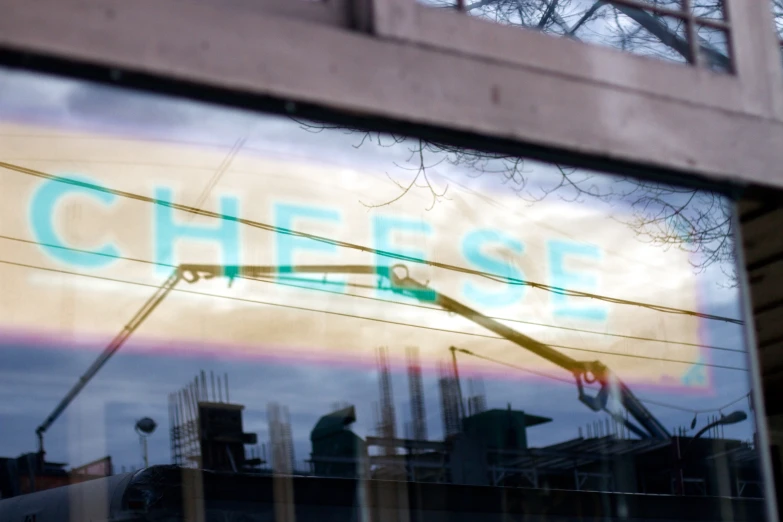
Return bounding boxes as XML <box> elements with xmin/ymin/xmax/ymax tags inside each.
<box><xmin>0</xmin><ymin>67</ymin><xmax>769</xmax><ymax>520</ymax></box>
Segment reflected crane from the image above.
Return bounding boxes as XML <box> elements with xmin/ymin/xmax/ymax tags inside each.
<box><xmin>35</xmin><ymin>263</ymin><xmax>670</xmax><ymax>455</ymax></box>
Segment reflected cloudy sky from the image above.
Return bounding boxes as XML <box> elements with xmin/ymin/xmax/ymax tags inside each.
<box><xmin>0</xmin><ymin>67</ymin><xmax>756</xmax><ymax>473</ymax></box>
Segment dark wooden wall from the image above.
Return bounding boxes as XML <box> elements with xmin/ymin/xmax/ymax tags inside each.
<box><xmin>740</xmin><ymin>199</ymin><xmax>783</xmax><ymax>417</ymax></box>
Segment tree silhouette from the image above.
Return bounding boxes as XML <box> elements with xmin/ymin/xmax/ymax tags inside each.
<box><xmin>302</xmin><ymin>0</ymin><xmax>779</xmax><ymax>283</ymax></box>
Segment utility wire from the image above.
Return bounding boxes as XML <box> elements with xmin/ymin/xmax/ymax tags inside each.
<box><xmin>0</xmin><ymin>257</ymin><xmax>747</xmax><ymax>372</ymax></box>
<box><xmin>453</xmin><ymin>347</ymin><xmax>575</xmax><ymax>384</ymax></box>
<box><xmin>0</xmin><ymin>161</ymin><xmax>743</xmax><ymax>325</ymax></box>
<box><xmin>0</xmin><ymin>234</ymin><xmax>173</xmax><ymax>268</ymax></box>
<box><xmin>249</xmin><ymin>274</ymin><xmax>745</xmax><ymax>355</ymax></box>
<box><xmin>641</xmin><ymin>393</ymin><xmax>751</xmax><ymax>415</ymax></box>
<box><xmin>0</xmin><ymin>234</ymin><xmax>742</xmax><ymax>354</ymax></box>
<box><xmin>453</xmin><ymin>347</ymin><xmax>752</xmax><ymax>416</ymax></box>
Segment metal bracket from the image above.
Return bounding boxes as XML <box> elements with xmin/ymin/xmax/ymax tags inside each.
<box><xmin>575</xmin><ymin>372</ymin><xmax>609</xmax><ymax>412</ymax></box>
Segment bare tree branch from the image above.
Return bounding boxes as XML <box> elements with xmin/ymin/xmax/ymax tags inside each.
<box><xmin>359</xmin><ymin>140</ymin><xmax>449</xmax><ymax>210</ymax></box>
<box><xmin>293</xmin><ymin>0</ymin><xmax>764</xmax><ymax>284</ymax></box>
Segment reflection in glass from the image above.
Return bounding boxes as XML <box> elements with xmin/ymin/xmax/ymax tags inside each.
<box><xmin>774</xmin><ymin>0</ymin><xmax>783</xmax><ymax>39</ymax></box>
<box><xmin>697</xmin><ymin>24</ymin><xmax>730</xmax><ymax>72</ymax></box>
<box><xmin>0</xmin><ymin>67</ymin><xmax>769</xmax><ymax>520</ymax></box>
<box><xmin>692</xmin><ymin>0</ymin><xmax>724</xmax><ymax>20</ymax></box>
<box><xmin>419</xmin><ymin>0</ymin><xmax>733</xmax><ymax>72</ymax></box>
<box><xmin>572</xmin><ymin>10</ymin><xmax>689</xmax><ymax>65</ymax></box>
<box><xmin>773</xmin><ymin>0</ymin><xmax>783</xmax><ymax>72</ymax></box>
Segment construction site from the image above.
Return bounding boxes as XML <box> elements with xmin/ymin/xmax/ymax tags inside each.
<box><xmin>0</xmin><ymin>265</ymin><xmax>770</xmax><ymax>521</ymax></box>
<box><xmin>0</xmin><ymin>353</ymin><xmax>767</xmax><ymax>520</ymax></box>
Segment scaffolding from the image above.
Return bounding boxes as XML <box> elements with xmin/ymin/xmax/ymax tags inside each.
<box><xmin>376</xmin><ymin>346</ymin><xmax>397</xmax><ymax>456</ymax></box>
<box><xmin>438</xmin><ymin>362</ymin><xmax>461</xmax><ymax>438</ymax></box>
<box><xmin>169</xmin><ymin>370</ymin><xmax>232</xmax><ymax>468</ymax></box>
<box><xmin>407</xmin><ymin>346</ymin><xmax>427</xmax><ymax>443</ymax></box>
<box><xmin>268</xmin><ymin>402</ymin><xmax>295</xmax><ymax>475</ymax></box>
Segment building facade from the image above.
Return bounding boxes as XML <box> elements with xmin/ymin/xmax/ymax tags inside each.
<box><xmin>1</xmin><ymin>1</ymin><xmax>783</xmax><ymax>521</ymax></box>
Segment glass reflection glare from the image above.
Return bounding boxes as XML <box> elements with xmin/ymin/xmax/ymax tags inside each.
<box><xmin>0</xmin><ymin>67</ymin><xmax>766</xmax><ymax>521</ymax></box>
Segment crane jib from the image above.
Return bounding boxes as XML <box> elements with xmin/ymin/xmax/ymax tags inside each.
<box><xmin>35</xmin><ymin>263</ymin><xmax>670</xmax><ymax>454</ymax></box>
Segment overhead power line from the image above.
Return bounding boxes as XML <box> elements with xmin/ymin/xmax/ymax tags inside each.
<box><xmin>0</xmin><ymin>234</ymin><xmax>173</xmax><ymax>268</ymax></box>
<box><xmin>453</xmin><ymin>347</ymin><xmax>575</xmax><ymax>385</ymax></box>
<box><xmin>0</xmin><ymin>257</ymin><xmax>747</xmax><ymax>372</ymax></box>
<box><xmin>452</xmin><ymin>347</ymin><xmax>751</xmax><ymax>416</ymax></box>
<box><xmin>641</xmin><ymin>393</ymin><xmax>752</xmax><ymax>415</ymax></box>
<box><xmin>247</xmin><ymin>275</ymin><xmax>746</xmax><ymax>355</ymax></box>
<box><xmin>0</xmin><ymin>233</ymin><xmax>744</xmax><ymax>355</ymax></box>
<box><xmin>0</xmin><ymin>161</ymin><xmax>743</xmax><ymax>325</ymax></box>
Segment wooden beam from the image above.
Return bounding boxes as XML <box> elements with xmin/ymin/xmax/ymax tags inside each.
<box><xmin>3</xmin><ymin>0</ymin><xmax>783</xmax><ymax>190</ymax></box>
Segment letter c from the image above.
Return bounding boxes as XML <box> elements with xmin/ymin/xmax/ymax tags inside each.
<box><xmin>29</xmin><ymin>176</ymin><xmax>119</xmax><ymax>268</ymax></box>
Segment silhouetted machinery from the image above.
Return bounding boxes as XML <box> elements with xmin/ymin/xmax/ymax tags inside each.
<box><xmin>310</xmin><ymin>406</ymin><xmax>366</xmax><ymax>478</ymax></box>
<box><xmin>0</xmin><ymin>465</ymin><xmax>766</xmax><ymax>521</ymax></box>
<box><xmin>198</xmin><ymin>401</ymin><xmax>258</xmax><ymax>472</ymax></box>
<box><xmin>2</xmin><ymin>263</ymin><xmax>765</xmax><ymax>520</ymax></box>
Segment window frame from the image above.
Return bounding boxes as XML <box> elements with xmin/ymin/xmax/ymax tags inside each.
<box><xmin>0</xmin><ymin>0</ymin><xmax>782</xmax><ymax>190</ymax></box>
<box><xmin>363</xmin><ymin>0</ymin><xmax>783</xmax><ymax>120</ymax></box>
<box><xmin>734</xmin><ymin>205</ymin><xmax>780</xmax><ymax>522</ymax></box>
<box><xmin>208</xmin><ymin>0</ymin><xmax>355</xmax><ymax>27</ymax></box>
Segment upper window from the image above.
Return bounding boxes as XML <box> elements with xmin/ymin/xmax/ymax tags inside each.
<box><xmin>420</xmin><ymin>0</ymin><xmax>732</xmax><ymax>72</ymax></box>
<box><xmin>772</xmin><ymin>1</ymin><xmax>783</xmax><ymax>67</ymax></box>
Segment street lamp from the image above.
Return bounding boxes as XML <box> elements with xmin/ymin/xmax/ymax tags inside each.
<box><xmin>135</xmin><ymin>417</ymin><xmax>157</xmax><ymax>468</ymax></box>
<box><xmin>676</xmin><ymin>410</ymin><xmax>748</xmax><ymax>495</ymax></box>
<box><xmin>689</xmin><ymin>410</ymin><xmax>748</xmax><ymax>448</ymax></box>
